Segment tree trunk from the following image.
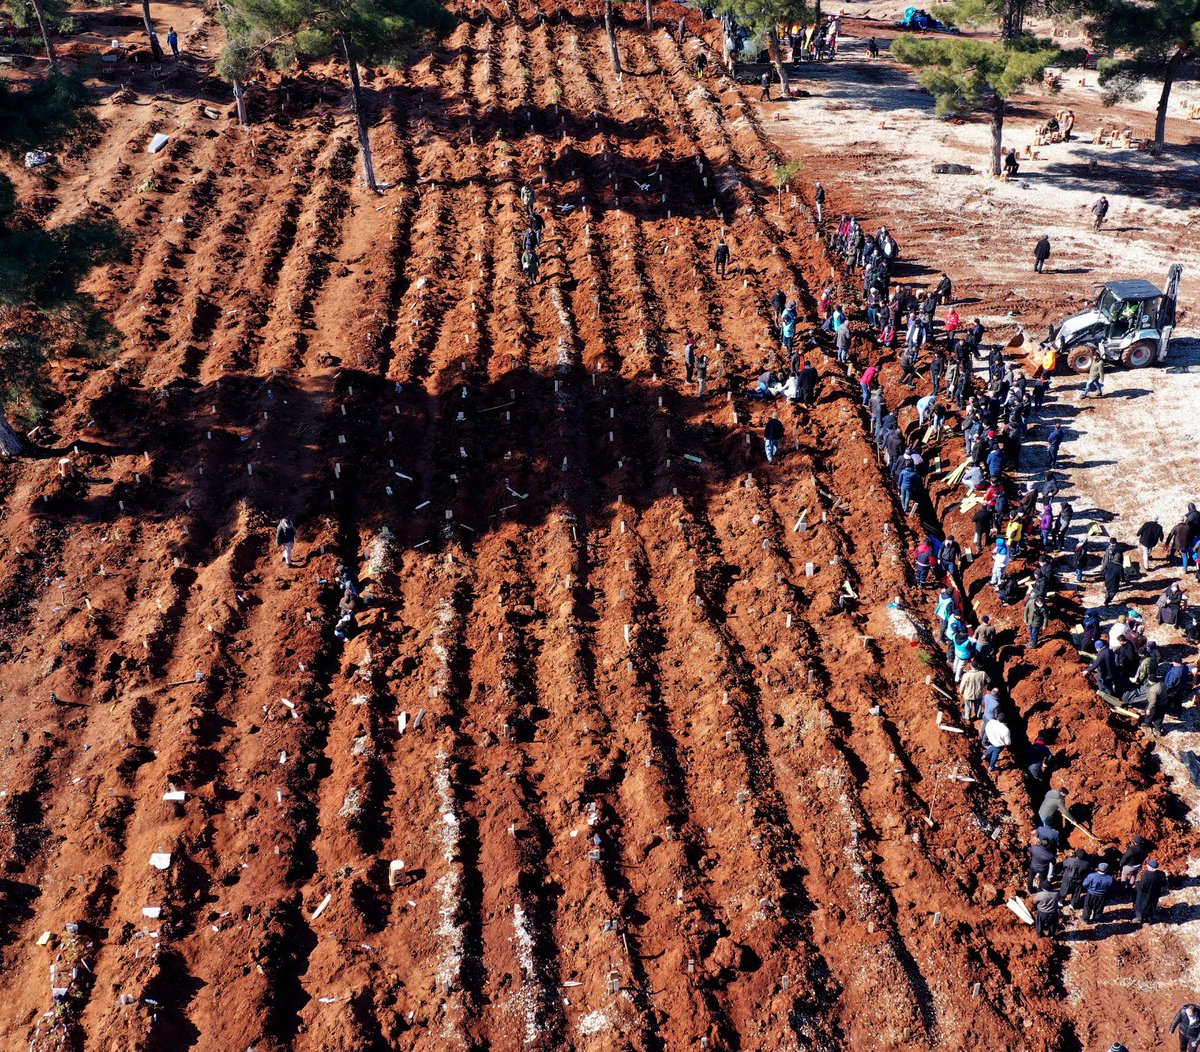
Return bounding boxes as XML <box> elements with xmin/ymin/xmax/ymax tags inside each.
<box><xmin>141</xmin><ymin>0</ymin><xmax>163</xmax><ymax>61</ymax></box>
<box><xmin>233</xmin><ymin>78</ymin><xmax>249</xmax><ymax>126</ymax></box>
<box><xmin>767</xmin><ymin>27</ymin><xmax>789</xmax><ymax>98</ymax></box>
<box><xmin>1153</xmin><ymin>50</ymin><xmax>1183</xmax><ymax>153</ymax></box>
<box><xmin>990</xmin><ymin>94</ymin><xmax>1004</xmax><ymax>176</ymax></box>
<box><xmin>644</xmin><ymin>0</ymin><xmax>651</xmax><ymax>30</ymax></box>
<box><xmin>604</xmin><ymin>0</ymin><xmax>622</xmax><ymax>75</ymax></box>
<box><xmin>28</xmin><ymin>0</ymin><xmax>59</xmax><ymax>74</ymax></box>
<box><xmin>0</xmin><ymin>414</ymin><xmax>23</xmax><ymax>456</ymax></box>
<box><xmin>1000</xmin><ymin>0</ymin><xmax>1025</xmax><ymax>39</ymax></box>
<box><xmin>341</xmin><ymin>36</ymin><xmax>378</xmax><ymax>191</ymax></box>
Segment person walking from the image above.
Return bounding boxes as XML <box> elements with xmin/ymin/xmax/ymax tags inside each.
<box><xmin>814</xmin><ymin>182</ymin><xmax>825</xmax><ymax>224</ymax></box>
<box><xmin>982</xmin><ymin>712</ymin><xmax>1011</xmax><ymax>770</ymax></box>
<box><xmin>521</xmin><ymin>247</ymin><xmax>539</xmax><ymax>285</ymax></box>
<box><xmin>1091</xmin><ymin>195</ymin><xmax>1110</xmax><ymax>230</ymax></box>
<box><xmin>714</xmin><ymin>238</ymin><xmax>731</xmax><ymax>279</ymax></box>
<box><xmin>959</xmin><ymin>660</ymin><xmax>988</xmax><ymax>721</ymax></box>
<box><xmin>520</xmin><ymin>183</ymin><xmax>536</xmax><ymax>215</ymax></box>
<box><xmin>764</xmin><ymin>417</ymin><xmax>785</xmax><ymax>463</ymax></box>
<box><xmin>1138</xmin><ymin>518</ymin><xmax>1164</xmax><ymax>571</ymax></box>
<box><xmin>275</xmin><ymin>517</ymin><xmax>296</xmax><ymax>567</ymax></box>
<box><xmin>1033</xmin><ymin>235</ymin><xmax>1051</xmax><ymax>273</ymax></box>
<box><xmin>913</xmin><ymin>539</ymin><xmax>934</xmax><ymax>586</ymax></box>
<box><xmin>167</xmin><ymin>26</ymin><xmax>180</xmax><ymax>58</ymax></box>
<box><xmin>1133</xmin><ymin>859</ymin><xmax>1167</xmax><ymax>923</ymax></box>
<box><xmin>859</xmin><ymin>363</ymin><xmax>878</xmax><ymax>406</ymax></box>
<box><xmin>1082</xmin><ymin>355</ymin><xmax>1104</xmax><ymax>398</ymax></box>
<box><xmin>760</xmin><ymin>70</ymin><xmax>771</xmax><ymax>101</ymax></box>
<box><xmin>1104</xmin><ymin>549</ymin><xmax>1125</xmax><ymax>606</ymax></box>
<box><xmin>1168</xmin><ymin>517</ymin><xmax>1194</xmax><ymax>571</ymax></box>
<box><xmin>1170</xmin><ymin>1003</ymin><xmax>1200</xmax><ymax>1052</ymax></box>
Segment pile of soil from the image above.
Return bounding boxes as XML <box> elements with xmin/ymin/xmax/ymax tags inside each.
<box><xmin>0</xmin><ymin>0</ymin><xmax>1190</xmax><ymax>1049</ymax></box>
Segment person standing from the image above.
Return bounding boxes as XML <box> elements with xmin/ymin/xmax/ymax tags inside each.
<box><xmin>684</xmin><ymin>336</ymin><xmax>697</xmax><ymax>383</ymax></box>
<box><xmin>859</xmin><ymin>362</ymin><xmax>878</xmax><ymax>405</ymax></box>
<box><xmin>835</xmin><ymin>318</ymin><xmax>851</xmax><ymax>363</ymax></box>
<box><xmin>1032</xmin><ymin>880</ymin><xmax>1061</xmax><ymax>937</ymax></box>
<box><xmin>1081</xmin><ymin>862</ymin><xmax>1114</xmax><ymax>923</ymax></box>
<box><xmin>990</xmin><ymin>537</ymin><xmax>1010</xmax><ymax>587</ymax></box>
<box><xmin>814</xmin><ymin>182</ymin><xmax>825</xmax><ymax>224</ymax></box>
<box><xmin>1038</xmin><ymin>785</ymin><xmax>1071</xmax><ymax>829</ymax></box>
<box><xmin>867</xmin><ymin>35</ymin><xmax>879</xmax><ymax>58</ymax></box>
<box><xmin>1083</xmin><ymin>355</ymin><xmax>1104</xmax><ymax>398</ymax></box>
<box><xmin>714</xmin><ymin>238</ymin><xmax>730</xmax><ymax>279</ymax></box>
<box><xmin>796</xmin><ymin>360</ymin><xmax>819</xmax><ymax>405</ymax></box>
<box><xmin>1033</xmin><ymin>236</ymin><xmax>1051</xmax><ymax>273</ymax></box>
<box><xmin>771</xmin><ymin>289</ymin><xmax>786</xmax><ymax>325</ymax></box>
<box><xmin>1091</xmin><ymin>195</ymin><xmax>1110</xmax><ymax>230</ymax></box>
<box><xmin>276</xmin><ymin>517</ymin><xmax>296</xmax><ymax>567</ymax></box>
<box><xmin>760</xmin><ymin>70</ymin><xmax>771</xmax><ymax>101</ymax></box>
<box><xmin>1028</xmin><ymin>835</ymin><xmax>1057</xmax><ymax>893</ymax></box>
<box><xmin>1025</xmin><ymin>595</ymin><xmax>1048</xmax><ymax>647</ymax></box>
<box><xmin>167</xmin><ymin>26</ymin><xmax>180</xmax><ymax>58</ymax></box>
<box><xmin>1133</xmin><ymin>859</ymin><xmax>1167</xmax><ymax>923</ymax></box>
<box><xmin>897</xmin><ymin>461</ymin><xmax>917</xmax><ymax>513</ymax></box>
<box><xmin>764</xmin><ymin>417</ymin><xmax>785</xmax><ymax>463</ymax></box>
<box><xmin>696</xmin><ymin>353</ymin><xmax>709</xmax><ymax>398</ymax></box>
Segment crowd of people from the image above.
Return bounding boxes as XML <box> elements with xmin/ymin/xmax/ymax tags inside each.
<box><xmin>728</xmin><ymin>197</ymin><xmax>1200</xmax><ymax>1041</ymax></box>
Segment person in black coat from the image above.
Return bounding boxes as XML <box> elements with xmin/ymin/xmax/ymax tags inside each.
<box><xmin>1085</xmin><ymin>640</ymin><xmax>1120</xmax><ymax>695</ymax></box>
<box><xmin>1058</xmin><ymin>848</ymin><xmax>1091</xmax><ymax>907</ymax></box>
<box><xmin>1104</xmin><ymin>554</ymin><xmax>1125</xmax><ymax>606</ymax></box>
<box><xmin>1170</xmin><ymin>1003</ymin><xmax>1200</xmax><ymax>1052</ymax></box>
<box><xmin>1028</xmin><ymin>836</ymin><xmax>1057</xmax><ymax>893</ymax></box>
<box><xmin>1134</xmin><ymin>860</ymin><xmax>1168</xmax><ymax>923</ymax></box>
<box><xmin>1034</xmin><ymin>236</ymin><xmax>1051</xmax><ymax>273</ymax></box>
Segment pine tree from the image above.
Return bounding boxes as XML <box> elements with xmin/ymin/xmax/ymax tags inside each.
<box><xmin>1082</xmin><ymin>0</ymin><xmax>1199</xmax><ymax>151</ymax></box>
<box><xmin>217</xmin><ymin>0</ymin><xmax>455</xmax><ymax>190</ymax></box>
<box><xmin>715</xmin><ymin>0</ymin><xmax>813</xmax><ymax>98</ymax></box>
<box><xmin>891</xmin><ymin>34</ymin><xmax>1061</xmax><ymax>175</ymax></box>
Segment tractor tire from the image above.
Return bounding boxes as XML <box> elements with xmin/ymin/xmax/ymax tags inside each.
<box><xmin>1123</xmin><ymin>341</ymin><xmax>1157</xmax><ymax>368</ymax></box>
<box><xmin>1067</xmin><ymin>345</ymin><xmax>1098</xmax><ymax>373</ymax></box>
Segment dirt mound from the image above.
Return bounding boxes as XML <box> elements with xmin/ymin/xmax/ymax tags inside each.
<box><xmin>0</xmin><ymin>1</ymin><xmax>1189</xmax><ymax>1049</ymax></box>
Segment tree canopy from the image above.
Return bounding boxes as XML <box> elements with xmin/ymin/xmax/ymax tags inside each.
<box><xmin>892</xmin><ymin>33</ymin><xmax>1061</xmax><ymax>173</ymax></box>
<box><xmin>1083</xmin><ymin>0</ymin><xmax>1199</xmax><ymax>149</ymax></box>
<box><xmin>217</xmin><ymin>0</ymin><xmax>455</xmax><ymax>185</ymax></box>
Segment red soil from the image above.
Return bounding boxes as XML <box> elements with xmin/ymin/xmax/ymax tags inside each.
<box><xmin>0</xmin><ymin>1</ymin><xmax>1191</xmax><ymax>1049</ymax></box>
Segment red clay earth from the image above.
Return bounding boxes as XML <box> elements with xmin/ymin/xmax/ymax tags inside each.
<box><xmin>0</xmin><ymin>1</ymin><xmax>1192</xmax><ymax>1049</ymax></box>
